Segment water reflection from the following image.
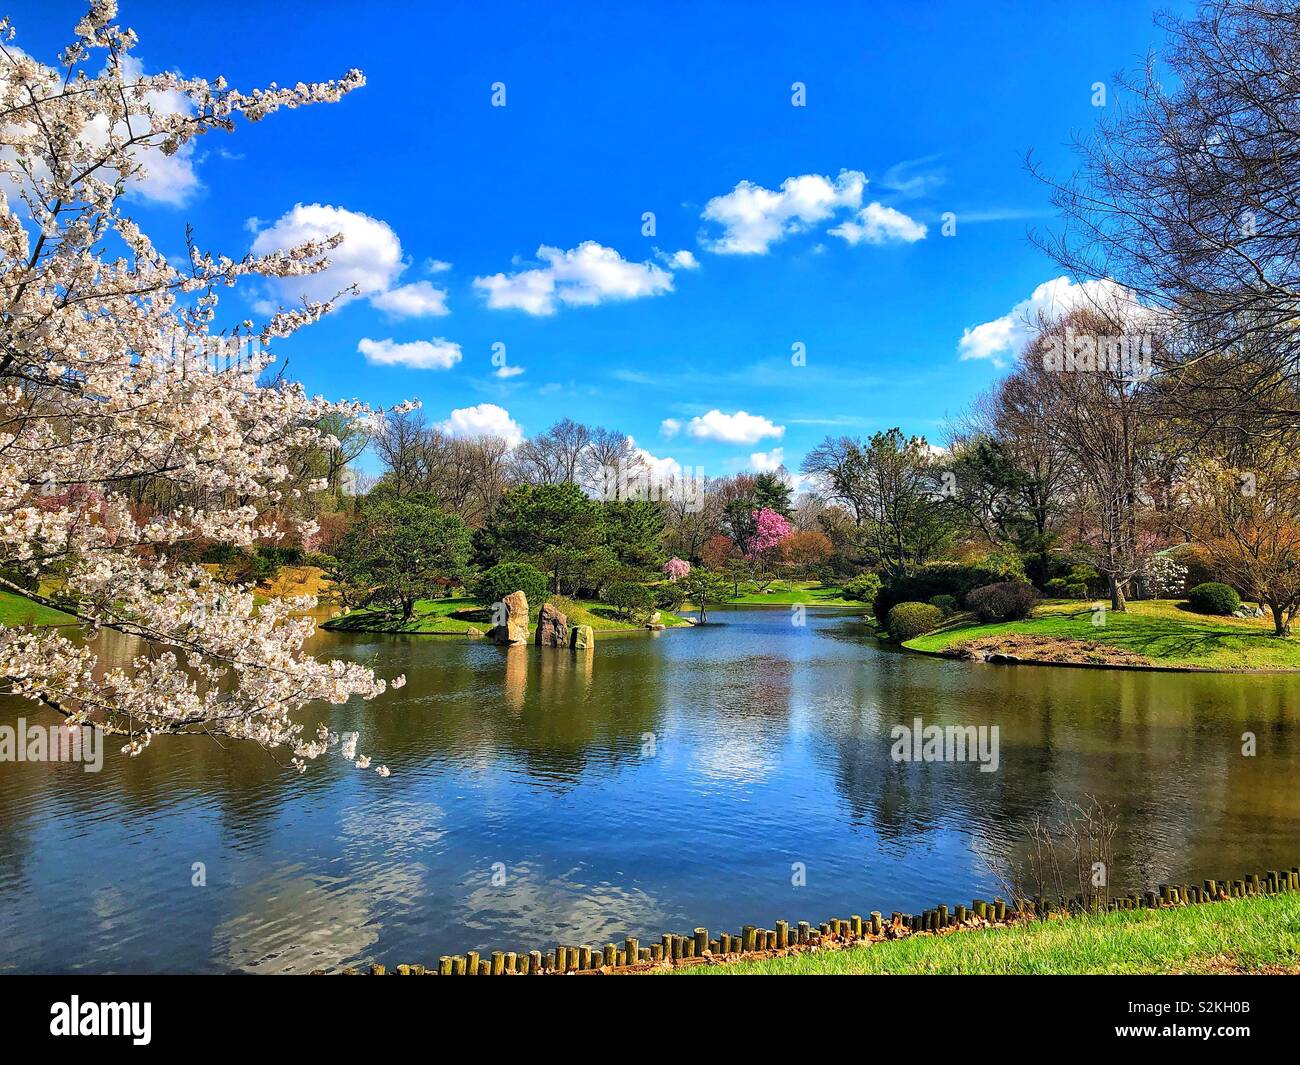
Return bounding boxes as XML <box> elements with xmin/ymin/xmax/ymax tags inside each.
<box><xmin>1</xmin><ymin>609</ymin><xmax>1297</xmax><ymax>972</ymax></box>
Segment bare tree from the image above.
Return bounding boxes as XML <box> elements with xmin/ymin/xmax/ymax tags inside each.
<box><xmin>513</xmin><ymin>418</ymin><xmax>592</xmax><ymax>484</ymax></box>
<box><xmin>1033</xmin><ymin>1</ymin><xmax>1300</xmax><ymax>445</ymax></box>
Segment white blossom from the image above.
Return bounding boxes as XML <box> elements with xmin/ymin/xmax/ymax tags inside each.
<box><xmin>0</xmin><ymin>3</ymin><xmax>396</xmax><ymax>775</ymax></box>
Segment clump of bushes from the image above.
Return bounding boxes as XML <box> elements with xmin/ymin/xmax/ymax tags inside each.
<box><xmin>474</xmin><ymin>562</ymin><xmax>549</xmax><ymax>610</ymax></box>
<box><xmin>929</xmin><ymin>593</ymin><xmax>959</xmax><ymax>616</ymax></box>
<box><xmin>1186</xmin><ymin>581</ymin><xmax>1240</xmax><ymax>616</ymax></box>
<box><xmin>873</xmin><ymin>558</ymin><xmax>1025</xmax><ymax>625</ymax></box>
<box><xmin>1044</xmin><ymin>562</ymin><xmax>1101</xmax><ymax>600</ymax></box>
<box><xmin>842</xmin><ymin>572</ymin><xmax>882</xmax><ymax>605</ymax></box>
<box><xmin>605</xmin><ymin>580</ymin><xmax>654</xmax><ymax>621</ymax></box>
<box><xmin>966</xmin><ymin>581</ymin><xmax>1039</xmax><ymax>622</ymax></box>
<box><xmin>887</xmin><ymin>601</ymin><xmax>944</xmax><ymax>641</ymax></box>
<box><xmin>655</xmin><ymin>581</ymin><xmax>687</xmax><ymax>612</ymax></box>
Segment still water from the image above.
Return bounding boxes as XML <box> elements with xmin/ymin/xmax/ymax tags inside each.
<box><xmin>2</xmin><ymin>608</ymin><xmax>1297</xmax><ymax>972</ymax></box>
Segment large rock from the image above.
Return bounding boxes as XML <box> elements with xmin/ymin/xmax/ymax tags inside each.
<box><xmin>570</xmin><ymin>624</ymin><xmax>594</xmax><ymax>650</ymax></box>
<box><xmin>536</xmin><ymin>601</ymin><xmax>569</xmax><ymax>646</ymax></box>
<box><xmin>492</xmin><ymin>590</ymin><xmax>529</xmax><ymax>645</ymax></box>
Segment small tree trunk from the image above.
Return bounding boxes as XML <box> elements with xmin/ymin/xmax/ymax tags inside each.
<box><xmin>401</xmin><ymin>597</ymin><xmax>414</xmax><ymax>620</ymax></box>
<box><xmin>1269</xmin><ymin>603</ymin><xmax>1290</xmax><ymax>637</ymax></box>
<box><xmin>1109</xmin><ymin>575</ymin><xmax>1127</xmax><ymax>613</ymax></box>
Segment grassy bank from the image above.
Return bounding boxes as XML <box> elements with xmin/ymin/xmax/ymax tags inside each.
<box><xmin>0</xmin><ymin>588</ymin><xmax>75</xmax><ymax>627</ymax></box>
<box><xmin>904</xmin><ymin>598</ymin><xmax>1300</xmax><ymax>671</ymax></box>
<box><xmin>323</xmin><ymin>595</ymin><xmax>690</xmax><ymax>635</ymax></box>
<box><xmin>675</xmin><ymin>892</ymin><xmax>1300</xmax><ymax>975</ymax></box>
<box><xmin>719</xmin><ymin>580</ymin><xmax>855</xmax><ymax>606</ymax></box>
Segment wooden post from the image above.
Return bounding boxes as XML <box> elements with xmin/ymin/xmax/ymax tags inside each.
<box><xmin>742</xmin><ymin>925</ymin><xmax>756</xmax><ymax>952</ymax></box>
<box><xmin>870</xmin><ymin>911</ymin><xmax>882</xmax><ymax>935</ymax></box>
<box><xmin>650</xmin><ymin>944</ymin><xmax>663</xmax><ymax>962</ymax></box>
<box><xmin>798</xmin><ymin>921</ymin><xmax>811</xmax><ymax>944</ymax></box>
<box><xmin>694</xmin><ymin>928</ymin><xmax>708</xmax><ymax>956</ymax></box>
<box><xmin>491</xmin><ymin>951</ymin><xmax>505</xmax><ymax>976</ymax></box>
<box><xmin>465</xmin><ymin>951</ymin><xmax>480</xmax><ymax>975</ymax></box>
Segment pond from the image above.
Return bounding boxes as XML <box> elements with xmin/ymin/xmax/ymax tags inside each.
<box><xmin>2</xmin><ymin>607</ymin><xmax>1297</xmax><ymax>972</ymax></box>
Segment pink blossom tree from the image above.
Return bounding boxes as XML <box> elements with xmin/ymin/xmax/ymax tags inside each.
<box><xmin>663</xmin><ymin>557</ymin><xmax>691</xmax><ymax>581</ymax></box>
<box><xmin>744</xmin><ymin>508</ymin><xmax>793</xmax><ymax>560</ymax></box>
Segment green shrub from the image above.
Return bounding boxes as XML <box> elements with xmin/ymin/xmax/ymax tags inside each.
<box><xmin>200</xmin><ymin>543</ymin><xmax>240</xmax><ymax>565</ymax></box>
<box><xmin>874</xmin><ymin>560</ymin><xmax>1022</xmax><ymax>625</ymax></box>
<box><xmin>1044</xmin><ymin>577</ymin><xmax>1089</xmax><ymax>600</ymax></box>
<box><xmin>605</xmin><ymin>580</ymin><xmax>654</xmax><ymax>620</ymax></box>
<box><xmin>887</xmin><ymin>601</ymin><xmax>944</xmax><ymax>641</ymax></box>
<box><xmin>966</xmin><ymin>581</ymin><xmax>1039</xmax><ymax>622</ymax></box>
<box><xmin>473</xmin><ymin>562</ymin><xmax>549</xmax><ymax>610</ymax></box>
<box><xmin>842</xmin><ymin>572</ymin><xmax>882</xmax><ymax>605</ymax></box>
<box><xmin>654</xmin><ymin>582</ymin><xmax>687</xmax><ymax>611</ymax></box>
<box><xmin>1186</xmin><ymin>581</ymin><xmax>1240</xmax><ymax>616</ymax></box>
<box><xmin>929</xmin><ymin>594</ymin><xmax>959</xmax><ymax>616</ymax></box>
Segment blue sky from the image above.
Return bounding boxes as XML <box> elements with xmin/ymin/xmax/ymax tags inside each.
<box><xmin>22</xmin><ymin>0</ymin><xmax>1189</xmax><ymax>478</ymax></box>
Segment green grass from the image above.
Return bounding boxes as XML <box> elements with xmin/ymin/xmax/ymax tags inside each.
<box><xmin>720</xmin><ymin>580</ymin><xmax>856</xmax><ymax>607</ymax></box>
<box><xmin>0</xmin><ymin>588</ymin><xmax>75</xmax><ymax>626</ymax></box>
<box><xmin>675</xmin><ymin>892</ymin><xmax>1300</xmax><ymax>975</ymax></box>
<box><xmin>904</xmin><ymin>598</ymin><xmax>1300</xmax><ymax>671</ymax></box>
<box><xmin>323</xmin><ymin>595</ymin><xmax>690</xmax><ymax>635</ymax></box>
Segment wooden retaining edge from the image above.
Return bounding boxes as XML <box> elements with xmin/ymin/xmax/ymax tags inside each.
<box><xmin>314</xmin><ymin>863</ymin><xmax>1300</xmax><ymax>975</ymax></box>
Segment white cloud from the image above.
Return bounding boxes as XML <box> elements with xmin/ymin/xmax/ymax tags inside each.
<box><xmin>656</xmin><ymin>248</ymin><xmax>700</xmax><ymax>270</ymax></box>
<box><xmin>357</xmin><ymin>337</ymin><xmax>462</xmax><ymax>370</ymax></box>
<box><xmin>370</xmin><ymin>280</ymin><xmax>450</xmax><ymax>318</ymax></box>
<box><xmin>829</xmin><ymin>202</ymin><xmax>927</xmax><ymax>245</ymax></box>
<box><xmin>660</xmin><ymin>418</ymin><xmax>682</xmax><ymax>438</ymax></box>
<box><xmin>629</xmin><ymin>441</ymin><xmax>683</xmax><ymax>481</ymax></box>
<box><xmin>0</xmin><ymin>51</ymin><xmax>200</xmax><ymax>207</ymax></box>
<box><xmin>749</xmin><ymin>447</ymin><xmax>785</xmax><ymax>472</ymax></box>
<box><xmin>958</xmin><ymin>276</ymin><xmax>1139</xmax><ymax>363</ymax></box>
<box><xmin>252</xmin><ymin>203</ymin><xmax>404</xmax><ymax>305</ymax></box>
<box><xmin>473</xmin><ymin>241</ymin><xmax>674</xmax><ymax>315</ymax></box>
<box><xmin>493</xmin><ymin>364</ymin><xmax>525</xmax><ymax>379</ymax></box>
<box><xmin>700</xmin><ymin>170</ymin><xmax>866</xmax><ymax>254</ymax></box>
<box><xmin>436</xmin><ymin>403</ymin><xmax>524</xmax><ymax>447</ymax></box>
<box><xmin>251</xmin><ymin>203</ymin><xmax>449</xmax><ymax>317</ymax></box>
<box><xmin>686</xmin><ymin>409</ymin><xmax>785</xmax><ymax>445</ymax></box>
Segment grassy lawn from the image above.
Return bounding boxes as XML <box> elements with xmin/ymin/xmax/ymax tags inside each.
<box><xmin>675</xmin><ymin>892</ymin><xmax>1300</xmax><ymax>975</ymax></box>
<box><xmin>721</xmin><ymin>580</ymin><xmax>856</xmax><ymax>607</ymax></box>
<box><xmin>904</xmin><ymin>598</ymin><xmax>1300</xmax><ymax>671</ymax></box>
<box><xmin>323</xmin><ymin>595</ymin><xmax>690</xmax><ymax>635</ymax></box>
<box><xmin>0</xmin><ymin>587</ymin><xmax>75</xmax><ymax>626</ymax></box>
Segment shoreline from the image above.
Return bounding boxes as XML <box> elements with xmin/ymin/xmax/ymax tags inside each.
<box><xmin>898</xmin><ymin>641</ymin><xmax>1300</xmax><ymax>675</ymax></box>
<box><xmin>335</xmin><ymin>863</ymin><xmax>1300</xmax><ymax>976</ymax></box>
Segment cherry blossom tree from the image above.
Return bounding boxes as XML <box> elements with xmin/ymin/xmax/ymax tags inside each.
<box><xmin>0</xmin><ymin>2</ymin><xmax>402</xmax><ymax>773</ymax></box>
<box><xmin>744</xmin><ymin>507</ymin><xmax>792</xmax><ymax>560</ymax></box>
<box><xmin>663</xmin><ymin>557</ymin><xmax>690</xmax><ymax>581</ymax></box>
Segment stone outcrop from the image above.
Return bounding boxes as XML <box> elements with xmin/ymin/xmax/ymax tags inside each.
<box><xmin>570</xmin><ymin>624</ymin><xmax>594</xmax><ymax>650</ymax></box>
<box><xmin>491</xmin><ymin>590</ymin><xmax>529</xmax><ymax>645</ymax></box>
<box><xmin>536</xmin><ymin>601</ymin><xmax>569</xmax><ymax>646</ymax></box>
